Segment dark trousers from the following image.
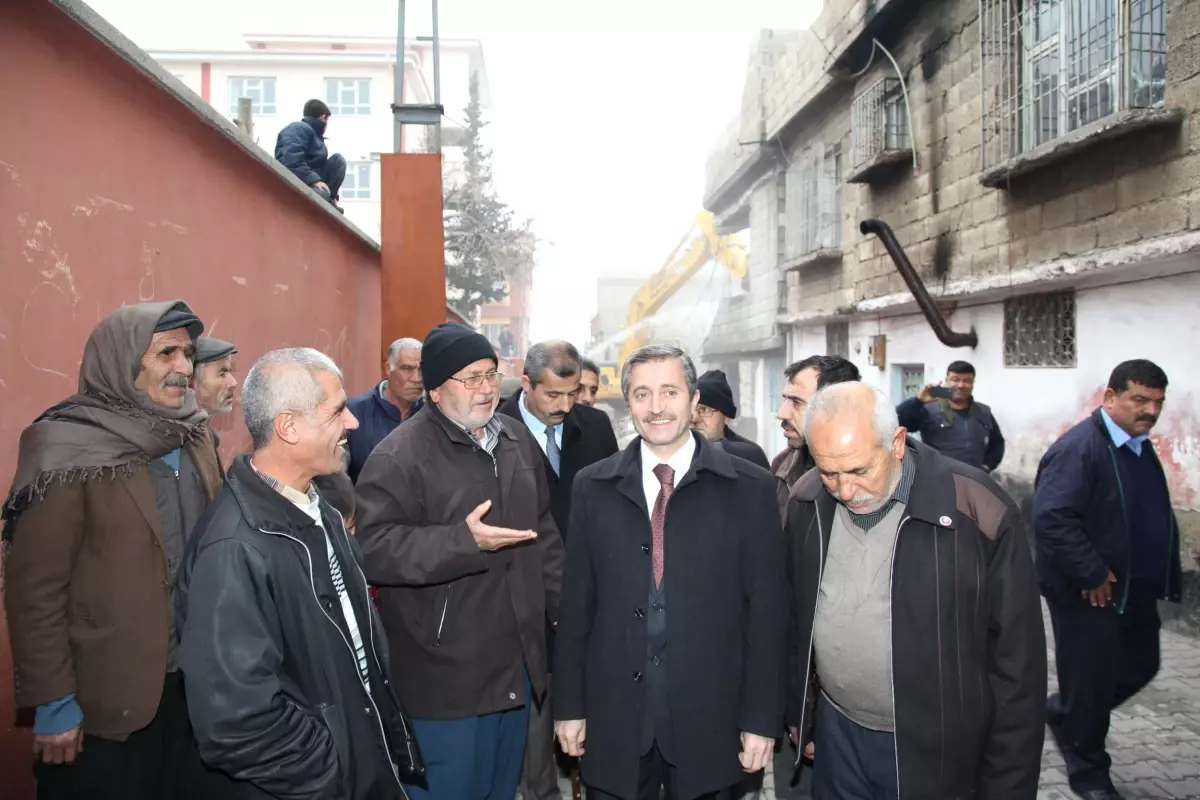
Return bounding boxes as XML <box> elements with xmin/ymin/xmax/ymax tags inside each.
<box><xmin>1048</xmin><ymin>592</ymin><xmax>1161</xmax><ymax>792</ymax></box>
<box><xmin>313</xmin><ymin>153</ymin><xmax>346</xmax><ymax>203</ymax></box>
<box><xmin>407</xmin><ymin>672</ymin><xmax>531</xmax><ymax>799</ymax></box>
<box><xmin>35</xmin><ymin>672</ymin><xmax>207</xmax><ymax>800</ymax></box>
<box><xmin>811</xmin><ymin>695</ymin><xmax>898</xmax><ymax>800</ymax></box>
<box><xmin>520</xmin><ymin>679</ymin><xmax>562</xmax><ymax>800</ymax></box>
<box><xmin>586</xmin><ymin>742</ymin><xmax>735</xmax><ymax>800</ymax></box>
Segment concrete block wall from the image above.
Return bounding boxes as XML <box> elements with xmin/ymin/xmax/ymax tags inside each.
<box><xmin>743</xmin><ymin>0</ymin><xmax>1200</xmax><ymax>318</ymax></box>
<box><xmin>704</xmin><ymin>176</ymin><xmax>783</xmax><ymax>354</ymax></box>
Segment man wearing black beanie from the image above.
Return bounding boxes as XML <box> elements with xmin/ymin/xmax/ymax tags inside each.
<box><xmin>357</xmin><ymin>322</ymin><xmax>564</xmax><ymax>799</ymax></box>
<box><xmin>274</xmin><ymin>98</ymin><xmax>346</xmax><ymax>209</ymax></box>
<box><xmin>692</xmin><ymin>369</ymin><xmax>770</xmax><ymax>470</ymax></box>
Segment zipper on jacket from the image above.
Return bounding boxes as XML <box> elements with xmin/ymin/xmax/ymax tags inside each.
<box><xmin>329</xmin><ymin>512</ymin><xmax>420</xmax><ymax>787</ymax></box>
<box><xmin>793</xmin><ymin>511</ymin><xmax>825</xmax><ymax>769</ymax></box>
<box><xmin>1105</xmin><ymin>447</ymin><xmax>1132</xmax><ymax>614</ymax></box>
<box><xmin>258</xmin><ymin>526</ymin><xmax>409</xmax><ymax>800</ymax></box>
<box><xmin>435</xmin><ymin>589</ymin><xmax>450</xmax><ymax>646</ymax></box>
<box><xmin>887</xmin><ymin>516</ymin><xmax>909</xmax><ymax>800</ymax></box>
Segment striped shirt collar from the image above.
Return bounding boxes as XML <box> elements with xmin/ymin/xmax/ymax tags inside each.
<box><xmin>249</xmin><ymin>459</ymin><xmax>318</xmax><ymax>508</ymax></box>
<box><xmin>847</xmin><ymin>449</ymin><xmax>916</xmax><ymax>531</ymax></box>
<box><xmin>454</xmin><ymin>413</ymin><xmax>505</xmax><ymax>455</ymax></box>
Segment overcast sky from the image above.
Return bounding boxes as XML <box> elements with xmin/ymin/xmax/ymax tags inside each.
<box><xmin>85</xmin><ymin>0</ymin><xmax>822</xmax><ymax>345</ymax></box>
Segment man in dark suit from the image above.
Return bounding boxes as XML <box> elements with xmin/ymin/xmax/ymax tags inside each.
<box><xmin>498</xmin><ymin>340</ymin><xmax>619</xmax><ymax>800</ymax></box>
<box><xmin>691</xmin><ymin>369</ymin><xmax>770</xmax><ymax>470</ymax></box>
<box><xmin>555</xmin><ymin>344</ymin><xmax>787</xmax><ymax>800</ymax></box>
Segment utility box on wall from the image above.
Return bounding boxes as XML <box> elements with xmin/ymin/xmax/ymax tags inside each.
<box><xmin>868</xmin><ymin>334</ymin><xmax>887</xmax><ymax>368</ymax></box>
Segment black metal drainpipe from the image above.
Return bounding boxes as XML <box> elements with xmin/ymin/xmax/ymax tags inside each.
<box><xmin>859</xmin><ymin>219</ymin><xmax>978</xmax><ymax>349</ymax></box>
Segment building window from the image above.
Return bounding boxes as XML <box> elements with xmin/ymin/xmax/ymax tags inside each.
<box><xmin>786</xmin><ymin>145</ymin><xmax>842</xmax><ymax>258</ymax></box>
<box><xmin>826</xmin><ymin>321</ymin><xmax>849</xmax><ymax>359</ymax></box>
<box><xmin>851</xmin><ymin>77</ymin><xmax>911</xmax><ymax>169</ymax></box>
<box><xmin>340</xmin><ymin>162</ymin><xmax>373</xmax><ymax>200</ymax></box>
<box><xmin>325</xmin><ymin>78</ymin><xmax>371</xmax><ymax>116</ymax></box>
<box><xmin>1003</xmin><ymin>290</ymin><xmax>1077</xmax><ymax>367</ymax></box>
<box><xmin>980</xmin><ymin>0</ymin><xmax>1166</xmax><ymax>168</ymax></box>
<box><xmin>228</xmin><ymin>77</ymin><xmax>277</xmax><ymax>116</ymax></box>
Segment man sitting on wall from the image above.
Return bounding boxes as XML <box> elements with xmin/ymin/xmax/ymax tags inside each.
<box><xmin>275</xmin><ymin>99</ymin><xmax>346</xmax><ymax>211</ymax></box>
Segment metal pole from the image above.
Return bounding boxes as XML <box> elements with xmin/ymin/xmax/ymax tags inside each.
<box><xmin>236</xmin><ymin>96</ymin><xmax>253</xmax><ymax>137</ymax></box>
<box><xmin>431</xmin><ymin>0</ymin><xmax>442</xmax><ymax>154</ymax></box>
<box><xmin>393</xmin><ymin>0</ymin><xmax>406</xmax><ymax>153</ymax></box>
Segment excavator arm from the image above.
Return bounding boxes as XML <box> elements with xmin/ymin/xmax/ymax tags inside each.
<box><xmin>596</xmin><ymin>211</ymin><xmax>748</xmax><ymax>403</ymax></box>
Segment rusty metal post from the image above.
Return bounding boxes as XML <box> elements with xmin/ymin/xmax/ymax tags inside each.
<box><xmin>381</xmin><ymin>153</ymin><xmax>446</xmax><ymax>365</ymax></box>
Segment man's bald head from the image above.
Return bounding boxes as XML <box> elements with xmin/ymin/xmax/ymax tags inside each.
<box><xmin>805</xmin><ymin>382</ymin><xmax>907</xmax><ymax>515</ymax></box>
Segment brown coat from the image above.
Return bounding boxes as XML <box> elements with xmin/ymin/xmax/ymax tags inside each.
<box><xmin>5</xmin><ymin>434</ymin><xmax>222</xmax><ymax>739</ymax></box>
<box><xmin>770</xmin><ymin>445</ymin><xmax>814</xmax><ymax>521</ymax></box>
<box><xmin>356</xmin><ymin>403</ymin><xmax>564</xmax><ymax>720</ymax></box>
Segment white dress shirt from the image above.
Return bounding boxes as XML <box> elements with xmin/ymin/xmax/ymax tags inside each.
<box><xmin>639</xmin><ymin>431</ymin><xmax>697</xmax><ymax>515</ymax></box>
<box><xmin>516</xmin><ymin>390</ymin><xmax>561</xmax><ymax>457</ymax></box>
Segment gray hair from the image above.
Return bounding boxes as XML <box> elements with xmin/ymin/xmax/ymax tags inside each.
<box><xmin>803</xmin><ymin>381</ymin><xmax>899</xmax><ymax>448</ymax></box>
<box><xmin>523</xmin><ymin>340</ymin><xmax>581</xmax><ymax>386</ymax></box>
<box><xmin>620</xmin><ymin>344</ymin><xmax>698</xmax><ymax>399</ymax></box>
<box><xmin>579</xmin><ymin>356</ymin><xmax>600</xmax><ymax>375</ymax></box>
<box><xmin>387</xmin><ymin>337</ymin><xmax>422</xmax><ymax>367</ymax></box>
<box><xmin>243</xmin><ymin>348</ymin><xmax>343</xmax><ymax>450</ymax></box>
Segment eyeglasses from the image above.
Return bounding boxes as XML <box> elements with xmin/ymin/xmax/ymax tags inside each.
<box><xmin>447</xmin><ymin>371</ymin><xmax>504</xmax><ymax>390</ymax></box>
<box><xmin>695</xmin><ymin>406</ymin><xmax>719</xmax><ymax>418</ymax></box>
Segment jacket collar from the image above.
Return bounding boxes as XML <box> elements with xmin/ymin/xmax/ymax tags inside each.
<box><xmin>425</xmin><ymin>397</ymin><xmax>516</xmax><ymax>447</ymax></box>
<box><xmin>224</xmin><ymin>454</ymin><xmax>334</xmax><ymax>534</ymax></box>
<box><xmin>374</xmin><ymin>384</ymin><xmax>423</xmax><ymax>423</ymax></box>
<box><xmin>498</xmin><ymin>393</ymin><xmax>582</xmax><ymax>446</ymax></box>
<box><xmin>594</xmin><ymin>431</ymin><xmax>737</xmax><ymax>515</ymax></box>
<box><xmin>301</xmin><ymin>115</ymin><xmax>326</xmax><ymax>137</ymax></box>
<box><xmin>792</xmin><ymin>438</ymin><xmax>959</xmax><ymax>530</ymax></box>
<box><xmin>593</xmin><ymin>430</ymin><xmax>738</xmax><ymax>484</ymax></box>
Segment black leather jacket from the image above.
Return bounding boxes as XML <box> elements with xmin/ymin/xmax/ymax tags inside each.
<box><xmin>176</xmin><ymin>456</ymin><xmax>423</xmax><ymax>800</ymax></box>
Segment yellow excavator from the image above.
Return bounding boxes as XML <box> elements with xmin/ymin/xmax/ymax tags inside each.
<box><xmin>594</xmin><ymin>210</ymin><xmax>749</xmax><ymax>410</ymax></box>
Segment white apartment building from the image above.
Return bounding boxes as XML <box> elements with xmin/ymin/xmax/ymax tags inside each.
<box><xmin>150</xmin><ymin>33</ymin><xmax>490</xmax><ymax>240</ymax></box>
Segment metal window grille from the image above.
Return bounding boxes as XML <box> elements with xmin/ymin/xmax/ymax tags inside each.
<box><xmin>325</xmin><ymin>78</ymin><xmax>372</xmax><ymax>116</ymax></box>
<box><xmin>826</xmin><ymin>321</ymin><xmax>850</xmax><ymax>359</ymax></box>
<box><xmin>980</xmin><ymin>0</ymin><xmax>1166</xmax><ymax>169</ymax></box>
<box><xmin>340</xmin><ymin>162</ymin><xmax>373</xmax><ymax>200</ymax></box>
<box><xmin>901</xmin><ymin>365</ymin><xmax>926</xmax><ymax>398</ymax></box>
<box><xmin>786</xmin><ymin>145</ymin><xmax>842</xmax><ymax>258</ymax></box>
<box><xmin>1003</xmin><ymin>290</ymin><xmax>1077</xmax><ymax>367</ymax></box>
<box><xmin>851</xmin><ymin>78</ymin><xmax>911</xmax><ymax>168</ymax></box>
<box><xmin>228</xmin><ymin>77</ymin><xmax>277</xmax><ymax>116</ymax></box>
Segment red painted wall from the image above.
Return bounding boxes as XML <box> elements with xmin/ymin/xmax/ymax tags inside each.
<box><xmin>0</xmin><ymin>2</ymin><xmax>384</xmax><ymax>794</ymax></box>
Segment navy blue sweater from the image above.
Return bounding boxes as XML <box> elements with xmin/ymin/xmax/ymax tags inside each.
<box><xmin>345</xmin><ymin>384</ymin><xmax>423</xmax><ymax>483</ymax></box>
<box><xmin>1116</xmin><ymin>445</ymin><xmax>1174</xmax><ymax>592</ymax></box>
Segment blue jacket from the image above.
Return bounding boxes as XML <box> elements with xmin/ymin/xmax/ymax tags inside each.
<box><xmin>345</xmin><ymin>384</ymin><xmax>423</xmax><ymax>483</ymax></box>
<box><xmin>1032</xmin><ymin>408</ymin><xmax>1182</xmax><ymax>608</ymax></box>
<box><xmin>274</xmin><ymin>116</ymin><xmax>328</xmax><ymax>186</ymax></box>
<box><xmin>896</xmin><ymin>396</ymin><xmax>1004</xmax><ymax>471</ymax></box>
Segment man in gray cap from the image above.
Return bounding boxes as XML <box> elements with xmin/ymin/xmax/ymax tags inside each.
<box><xmin>357</xmin><ymin>322</ymin><xmax>563</xmax><ymax>800</ymax></box>
<box><xmin>191</xmin><ymin>336</ymin><xmax>239</xmax><ymax>416</ymax></box>
<box><xmin>4</xmin><ymin>300</ymin><xmax>224</xmax><ymax>800</ymax></box>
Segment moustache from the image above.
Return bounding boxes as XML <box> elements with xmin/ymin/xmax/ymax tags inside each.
<box><xmin>643</xmin><ymin>415</ymin><xmax>675</xmax><ymax>424</ymax></box>
<box><xmin>164</xmin><ymin>375</ymin><xmax>190</xmax><ymax>388</ymax></box>
<box><xmin>1137</xmin><ymin>415</ymin><xmax>1158</xmax><ymax>424</ymax></box>
<box><xmin>781</xmin><ymin>421</ymin><xmax>795</xmax><ymax>431</ymax></box>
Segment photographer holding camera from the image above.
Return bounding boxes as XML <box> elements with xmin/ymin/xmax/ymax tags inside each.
<box><xmin>895</xmin><ymin>360</ymin><xmax>1005</xmax><ymax>472</ymax></box>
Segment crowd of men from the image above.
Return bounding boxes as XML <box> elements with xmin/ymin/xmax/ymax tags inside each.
<box><xmin>0</xmin><ymin>298</ymin><xmax>1181</xmax><ymax>800</ymax></box>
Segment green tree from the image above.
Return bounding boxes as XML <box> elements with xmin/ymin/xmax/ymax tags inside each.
<box><xmin>444</xmin><ymin>74</ymin><xmax>531</xmax><ymax>319</ymax></box>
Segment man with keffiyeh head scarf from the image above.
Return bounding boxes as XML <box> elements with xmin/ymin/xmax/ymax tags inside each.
<box><xmin>3</xmin><ymin>300</ymin><xmax>224</xmax><ymax>800</ymax></box>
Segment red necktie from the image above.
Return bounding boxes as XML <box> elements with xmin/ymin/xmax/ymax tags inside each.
<box><xmin>651</xmin><ymin>464</ymin><xmax>675</xmax><ymax>588</ymax></box>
